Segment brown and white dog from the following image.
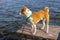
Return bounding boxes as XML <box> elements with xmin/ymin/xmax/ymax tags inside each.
<box><xmin>20</xmin><ymin>6</ymin><xmax>49</xmax><ymax>35</ymax></box>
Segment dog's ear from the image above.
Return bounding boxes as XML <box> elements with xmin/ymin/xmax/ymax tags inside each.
<box><xmin>21</xmin><ymin>5</ymin><xmax>26</xmax><ymax>14</ymax></box>
<box><xmin>22</xmin><ymin>5</ymin><xmax>27</xmax><ymax>9</ymax></box>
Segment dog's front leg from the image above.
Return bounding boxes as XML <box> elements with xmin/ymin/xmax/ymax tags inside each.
<box><xmin>33</xmin><ymin>24</ymin><xmax>36</xmax><ymax>35</ymax></box>
<box><xmin>30</xmin><ymin>18</ymin><xmax>36</xmax><ymax>35</ymax></box>
<box><xmin>31</xmin><ymin>24</ymin><xmax>36</xmax><ymax>35</ymax></box>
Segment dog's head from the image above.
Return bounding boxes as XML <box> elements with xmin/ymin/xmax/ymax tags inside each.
<box><xmin>20</xmin><ymin>6</ymin><xmax>32</xmax><ymax>17</ymax></box>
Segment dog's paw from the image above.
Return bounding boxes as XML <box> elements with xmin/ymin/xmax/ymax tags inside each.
<box><xmin>32</xmin><ymin>32</ymin><xmax>36</xmax><ymax>35</ymax></box>
<box><xmin>41</xmin><ymin>27</ymin><xmax>44</xmax><ymax>30</ymax></box>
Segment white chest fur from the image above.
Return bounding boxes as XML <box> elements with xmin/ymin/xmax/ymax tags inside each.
<box><xmin>25</xmin><ymin>8</ymin><xmax>32</xmax><ymax>18</ymax></box>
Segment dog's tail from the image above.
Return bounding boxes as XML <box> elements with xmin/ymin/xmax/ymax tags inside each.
<box><xmin>44</xmin><ymin>7</ymin><xmax>49</xmax><ymax>13</ymax></box>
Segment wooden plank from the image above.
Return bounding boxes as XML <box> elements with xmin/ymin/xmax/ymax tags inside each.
<box><xmin>17</xmin><ymin>30</ymin><xmax>56</xmax><ymax>40</ymax></box>
<box><xmin>16</xmin><ymin>24</ymin><xmax>60</xmax><ymax>40</ymax></box>
<box><xmin>1</xmin><ymin>24</ymin><xmax>59</xmax><ymax>40</ymax></box>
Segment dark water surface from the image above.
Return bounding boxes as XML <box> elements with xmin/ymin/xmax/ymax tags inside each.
<box><xmin>0</xmin><ymin>0</ymin><xmax>60</xmax><ymax>26</ymax></box>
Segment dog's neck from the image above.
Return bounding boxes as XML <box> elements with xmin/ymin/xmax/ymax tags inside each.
<box><xmin>25</xmin><ymin>8</ymin><xmax>32</xmax><ymax>19</ymax></box>
<box><xmin>25</xmin><ymin>12</ymin><xmax>32</xmax><ymax>20</ymax></box>
<box><xmin>25</xmin><ymin>12</ymin><xmax>32</xmax><ymax>17</ymax></box>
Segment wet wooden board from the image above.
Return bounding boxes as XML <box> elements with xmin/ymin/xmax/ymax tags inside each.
<box><xmin>17</xmin><ymin>24</ymin><xmax>60</xmax><ymax>40</ymax></box>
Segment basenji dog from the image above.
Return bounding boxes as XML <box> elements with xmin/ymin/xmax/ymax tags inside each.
<box><xmin>20</xmin><ymin>6</ymin><xmax>49</xmax><ymax>35</ymax></box>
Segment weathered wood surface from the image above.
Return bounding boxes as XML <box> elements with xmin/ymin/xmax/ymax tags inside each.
<box><xmin>16</xmin><ymin>24</ymin><xmax>60</xmax><ymax>40</ymax></box>
<box><xmin>0</xmin><ymin>24</ymin><xmax>60</xmax><ymax>40</ymax></box>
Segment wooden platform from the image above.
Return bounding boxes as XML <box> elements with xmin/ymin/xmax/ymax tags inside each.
<box><xmin>1</xmin><ymin>24</ymin><xmax>59</xmax><ymax>40</ymax></box>
<box><xmin>16</xmin><ymin>24</ymin><xmax>60</xmax><ymax>40</ymax></box>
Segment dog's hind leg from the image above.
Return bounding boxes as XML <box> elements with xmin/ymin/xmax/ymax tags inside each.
<box><xmin>41</xmin><ymin>19</ymin><xmax>45</xmax><ymax>29</ymax></box>
<box><xmin>46</xmin><ymin>15</ymin><xmax>49</xmax><ymax>33</ymax></box>
<box><xmin>46</xmin><ymin>22</ymin><xmax>49</xmax><ymax>33</ymax></box>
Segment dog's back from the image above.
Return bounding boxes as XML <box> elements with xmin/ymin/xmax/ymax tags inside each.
<box><xmin>31</xmin><ymin>7</ymin><xmax>49</xmax><ymax>24</ymax></box>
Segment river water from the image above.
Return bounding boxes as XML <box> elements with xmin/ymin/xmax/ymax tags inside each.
<box><xmin>0</xmin><ymin>0</ymin><xmax>60</xmax><ymax>26</ymax></box>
